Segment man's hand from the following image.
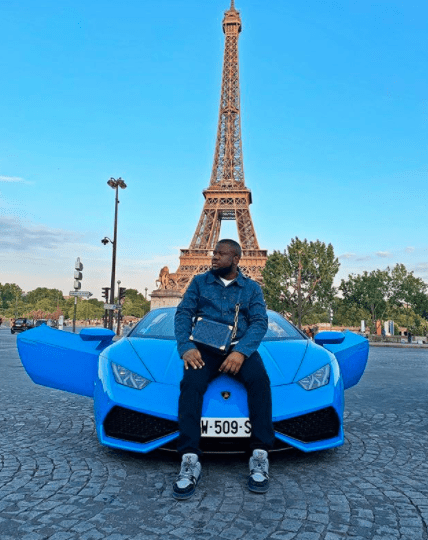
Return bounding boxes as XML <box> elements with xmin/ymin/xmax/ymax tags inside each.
<box><xmin>219</xmin><ymin>351</ymin><xmax>245</xmax><ymax>375</ymax></box>
<box><xmin>182</xmin><ymin>349</ymin><xmax>205</xmax><ymax>370</ymax></box>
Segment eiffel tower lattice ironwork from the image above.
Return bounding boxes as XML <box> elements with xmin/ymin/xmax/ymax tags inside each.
<box><xmin>160</xmin><ymin>1</ymin><xmax>267</xmax><ymax>293</ymax></box>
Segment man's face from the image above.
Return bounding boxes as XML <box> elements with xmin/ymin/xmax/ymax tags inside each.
<box><xmin>211</xmin><ymin>243</ymin><xmax>238</xmax><ymax>277</ymax></box>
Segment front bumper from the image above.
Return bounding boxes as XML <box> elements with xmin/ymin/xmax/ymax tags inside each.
<box><xmin>94</xmin><ymin>369</ymin><xmax>344</xmax><ymax>454</ymax></box>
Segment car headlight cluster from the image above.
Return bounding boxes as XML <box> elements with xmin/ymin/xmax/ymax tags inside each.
<box><xmin>111</xmin><ymin>362</ymin><xmax>151</xmax><ymax>390</ymax></box>
<box><xmin>298</xmin><ymin>364</ymin><xmax>331</xmax><ymax>391</ymax></box>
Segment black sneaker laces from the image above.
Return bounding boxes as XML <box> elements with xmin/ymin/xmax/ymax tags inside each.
<box><xmin>178</xmin><ymin>457</ymin><xmax>197</xmax><ymax>483</ymax></box>
<box><xmin>251</xmin><ymin>456</ymin><xmax>269</xmax><ymax>479</ymax></box>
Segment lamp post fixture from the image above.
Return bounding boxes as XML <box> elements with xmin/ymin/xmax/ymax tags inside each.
<box><xmin>102</xmin><ymin>177</ymin><xmax>127</xmax><ymax>330</ymax></box>
<box><xmin>145</xmin><ymin>287</ymin><xmax>148</xmax><ymax>300</ymax></box>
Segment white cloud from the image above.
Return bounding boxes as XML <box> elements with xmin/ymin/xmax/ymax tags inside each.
<box><xmin>405</xmin><ymin>246</ymin><xmax>415</xmax><ymax>253</ymax></box>
<box><xmin>0</xmin><ymin>175</ymin><xmax>28</xmax><ymax>183</ymax></box>
<box><xmin>0</xmin><ymin>216</ymin><xmax>80</xmax><ymax>251</ymax></box>
<box><xmin>339</xmin><ymin>252</ymin><xmax>356</xmax><ymax>260</ymax></box>
<box><xmin>375</xmin><ymin>251</ymin><xmax>392</xmax><ymax>258</ymax></box>
<box><xmin>71</xmin><ymin>242</ymin><xmax>104</xmax><ymax>254</ymax></box>
<box><xmin>413</xmin><ymin>262</ymin><xmax>428</xmax><ymax>283</ymax></box>
<box><xmin>117</xmin><ymin>252</ymin><xmax>181</xmax><ymax>270</ymax></box>
<box><xmin>356</xmin><ymin>255</ymin><xmax>372</xmax><ymax>261</ymax></box>
<box><xmin>137</xmin><ymin>253</ymin><xmax>180</xmax><ymax>268</ymax></box>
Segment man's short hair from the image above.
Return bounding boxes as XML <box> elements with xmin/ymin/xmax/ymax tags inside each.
<box><xmin>217</xmin><ymin>239</ymin><xmax>242</xmax><ymax>258</ymax></box>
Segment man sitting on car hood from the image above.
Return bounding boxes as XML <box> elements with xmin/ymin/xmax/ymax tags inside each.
<box><xmin>173</xmin><ymin>238</ymin><xmax>275</xmax><ymax>500</ymax></box>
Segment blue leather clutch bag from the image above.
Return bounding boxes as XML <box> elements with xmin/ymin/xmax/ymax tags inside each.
<box><xmin>189</xmin><ymin>317</ymin><xmax>234</xmax><ymax>352</ymax></box>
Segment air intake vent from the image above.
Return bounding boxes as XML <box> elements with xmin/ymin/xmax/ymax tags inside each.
<box><xmin>274</xmin><ymin>407</ymin><xmax>340</xmax><ymax>443</ymax></box>
<box><xmin>104</xmin><ymin>406</ymin><xmax>178</xmax><ymax>444</ymax></box>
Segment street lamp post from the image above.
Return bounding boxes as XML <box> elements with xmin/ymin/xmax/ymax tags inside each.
<box><xmin>116</xmin><ymin>279</ymin><xmax>121</xmax><ymax>335</ymax></box>
<box><xmin>102</xmin><ymin>177</ymin><xmax>127</xmax><ymax>330</ymax></box>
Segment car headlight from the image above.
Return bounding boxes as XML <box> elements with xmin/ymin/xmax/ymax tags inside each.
<box><xmin>297</xmin><ymin>364</ymin><xmax>331</xmax><ymax>391</ymax></box>
<box><xmin>111</xmin><ymin>362</ymin><xmax>151</xmax><ymax>390</ymax></box>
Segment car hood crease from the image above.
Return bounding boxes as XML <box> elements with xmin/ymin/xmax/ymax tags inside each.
<box><xmin>129</xmin><ymin>338</ymin><xmax>183</xmax><ymax>384</ymax></box>
<box><xmin>259</xmin><ymin>340</ymin><xmax>309</xmax><ymax>386</ymax></box>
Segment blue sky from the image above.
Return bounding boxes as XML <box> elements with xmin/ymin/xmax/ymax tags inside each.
<box><xmin>1</xmin><ymin>0</ymin><xmax>427</xmax><ymax>299</ymax></box>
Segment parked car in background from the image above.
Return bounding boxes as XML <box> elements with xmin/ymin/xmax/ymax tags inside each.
<box><xmin>34</xmin><ymin>319</ymin><xmax>48</xmax><ymax>328</ymax></box>
<box><xmin>11</xmin><ymin>318</ymin><xmax>34</xmax><ymax>334</ymax></box>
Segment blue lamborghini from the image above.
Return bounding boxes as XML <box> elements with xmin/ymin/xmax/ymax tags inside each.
<box><xmin>17</xmin><ymin>307</ymin><xmax>368</xmax><ymax>454</ymax></box>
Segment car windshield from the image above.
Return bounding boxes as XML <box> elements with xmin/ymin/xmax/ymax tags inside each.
<box><xmin>129</xmin><ymin>308</ymin><xmax>306</xmax><ymax>341</ymax></box>
<box><xmin>15</xmin><ymin>319</ymin><xmax>25</xmax><ymax>324</ymax></box>
<box><xmin>264</xmin><ymin>311</ymin><xmax>306</xmax><ymax>340</ymax></box>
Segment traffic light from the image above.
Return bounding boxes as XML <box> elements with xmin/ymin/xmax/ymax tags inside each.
<box><xmin>119</xmin><ymin>287</ymin><xmax>126</xmax><ymax>302</ymax></box>
<box><xmin>102</xmin><ymin>287</ymin><xmax>110</xmax><ymax>301</ymax></box>
<box><xmin>74</xmin><ymin>258</ymin><xmax>83</xmax><ymax>290</ymax></box>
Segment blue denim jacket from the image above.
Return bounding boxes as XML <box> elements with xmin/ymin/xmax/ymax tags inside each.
<box><xmin>174</xmin><ymin>269</ymin><xmax>268</xmax><ymax>359</ymax></box>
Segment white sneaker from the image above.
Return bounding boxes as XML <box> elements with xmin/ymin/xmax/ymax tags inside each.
<box><xmin>172</xmin><ymin>453</ymin><xmax>202</xmax><ymax>500</ymax></box>
<box><xmin>248</xmin><ymin>449</ymin><xmax>269</xmax><ymax>493</ymax></box>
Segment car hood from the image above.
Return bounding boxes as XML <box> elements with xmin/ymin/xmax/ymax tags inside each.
<box><xmin>128</xmin><ymin>338</ymin><xmax>309</xmax><ymax>387</ymax></box>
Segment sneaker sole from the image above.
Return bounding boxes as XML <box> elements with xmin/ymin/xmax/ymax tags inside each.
<box><xmin>248</xmin><ymin>478</ymin><xmax>269</xmax><ymax>494</ymax></box>
<box><xmin>172</xmin><ymin>473</ymin><xmax>202</xmax><ymax>500</ymax></box>
<box><xmin>248</xmin><ymin>484</ymin><xmax>269</xmax><ymax>494</ymax></box>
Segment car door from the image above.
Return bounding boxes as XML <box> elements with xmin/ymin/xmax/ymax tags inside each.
<box><xmin>323</xmin><ymin>331</ymin><xmax>369</xmax><ymax>390</ymax></box>
<box><xmin>17</xmin><ymin>326</ymin><xmax>115</xmax><ymax>397</ymax></box>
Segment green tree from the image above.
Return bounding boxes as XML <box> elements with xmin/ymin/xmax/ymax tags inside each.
<box><xmin>17</xmin><ymin>287</ymin><xmax>67</xmax><ymax>320</ymax></box>
<box><xmin>26</xmin><ymin>288</ymin><xmax>65</xmax><ymax>311</ymax></box>
<box><xmin>389</xmin><ymin>264</ymin><xmax>428</xmax><ymax>318</ymax></box>
<box><xmin>63</xmin><ymin>297</ymin><xmax>76</xmax><ymax>319</ymax></box>
<box><xmin>75</xmin><ymin>299</ymin><xmax>104</xmax><ymax>320</ymax></box>
<box><xmin>0</xmin><ymin>283</ymin><xmax>29</xmax><ymax>318</ymax></box>
<box><xmin>331</xmin><ymin>297</ymin><xmax>371</xmax><ymax>327</ymax></box>
<box><xmin>386</xmin><ymin>304</ymin><xmax>428</xmax><ymax>337</ymax></box>
<box><xmin>340</xmin><ymin>264</ymin><xmax>428</xmax><ymax>334</ymax></box>
<box><xmin>340</xmin><ymin>269</ymin><xmax>392</xmax><ymax>333</ymax></box>
<box><xmin>121</xmin><ymin>289</ymin><xmax>150</xmax><ymax>318</ymax></box>
<box><xmin>0</xmin><ymin>283</ymin><xmax>23</xmax><ymax>310</ymax></box>
<box><xmin>300</xmin><ymin>302</ymin><xmax>330</xmax><ymax>326</ymax></box>
<box><xmin>33</xmin><ymin>298</ymin><xmax>56</xmax><ymax>313</ymax></box>
<box><xmin>262</xmin><ymin>237</ymin><xmax>340</xmax><ymax>328</ymax></box>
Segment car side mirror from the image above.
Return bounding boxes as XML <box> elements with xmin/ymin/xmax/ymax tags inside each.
<box><xmin>314</xmin><ymin>331</ymin><xmax>346</xmax><ymax>346</ymax></box>
<box><xmin>79</xmin><ymin>328</ymin><xmax>115</xmax><ymax>346</ymax></box>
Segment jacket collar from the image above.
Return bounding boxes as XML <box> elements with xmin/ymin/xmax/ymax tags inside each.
<box><xmin>206</xmin><ymin>267</ymin><xmax>246</xmax><ymax>287</ymax></box>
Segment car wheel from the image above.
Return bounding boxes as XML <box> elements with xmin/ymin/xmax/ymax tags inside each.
<box><xmin>11</xmin><ymin>330</ymin><xmax>15</xmax><ymax>334</ymax></box>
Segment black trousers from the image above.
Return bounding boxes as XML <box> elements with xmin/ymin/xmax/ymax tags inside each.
<box><xmin>177</xmin><ymin>346</ymin><xmax>275</xmax><ymax>457</ymax></box>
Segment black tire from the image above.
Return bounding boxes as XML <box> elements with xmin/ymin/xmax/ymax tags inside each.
<box><xmin>11</xmin><ymin>330</ymin><xmax>15</xmax><ymax>334</ymax></box>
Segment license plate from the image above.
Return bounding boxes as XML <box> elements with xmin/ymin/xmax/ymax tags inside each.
<box><xmin>200</xmin><ymin>417</ymin><xmax>252</xmax><ymax>438</ymax></box>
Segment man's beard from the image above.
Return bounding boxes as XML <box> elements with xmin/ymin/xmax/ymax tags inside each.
<box><xmin>211</xmin><ymin>264</ymin><xmax>234</xmax><ymax>278</ymax></box>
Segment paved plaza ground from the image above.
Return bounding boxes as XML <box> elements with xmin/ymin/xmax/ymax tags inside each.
<box><xmin>0</xmin><ymin>326</ymin><xmax>427</xmax><ymax>540</ymax></box>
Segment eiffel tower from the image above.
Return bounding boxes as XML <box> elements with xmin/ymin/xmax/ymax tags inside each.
<box><xmin>155</xmin><ymin>1</ymin><xmax>267</xmax><ymax>298</ymax></box>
